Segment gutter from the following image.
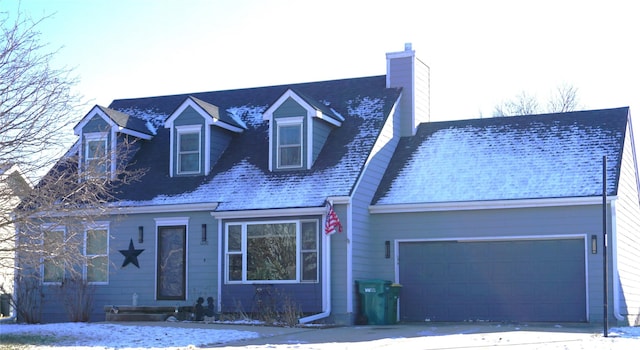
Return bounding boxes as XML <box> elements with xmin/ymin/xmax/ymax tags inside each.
<box><xmin>298</xmin><ymin>220</ymin><xmax>332</xmax><ymax>324</ymax></box>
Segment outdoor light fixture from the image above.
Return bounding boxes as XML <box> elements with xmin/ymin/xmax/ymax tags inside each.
<box><xmin>201</xmin><ymin>224</ymin><xmax>207</xmax><ymax>244</ymax></box>
<box><xmin>138</xmin><ymin>226</ymin><xmax>144</xmax><ymax>243</ymax></box>
<box><xmin>591</xmin><ymin>235</ymin><xmax>597</xmax><ymax>254</ymax></box>
<box><xmin>385</xmin><ymin>240</ymin><xmax>391</xmax><ymax>259</ymax></box>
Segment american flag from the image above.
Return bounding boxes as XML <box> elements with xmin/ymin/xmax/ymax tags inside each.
<box><xmin>324</xmin><ymin>201</ymin><xmax>343</xmax><ymax>235</ymax></box>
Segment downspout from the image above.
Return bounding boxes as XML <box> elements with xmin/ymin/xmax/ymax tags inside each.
<box><xmin>298</xmin><ymin>218</ymin><xmax>332</xmax><ymax>324</ymax></box>
<box><xmin>610</xmin><ymin>200</ymin><xmax>624</xmax><ymax>321</ymax></box>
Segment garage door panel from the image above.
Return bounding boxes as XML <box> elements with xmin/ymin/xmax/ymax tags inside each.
<box><xmin>399</xmin><ymin>239</ymin><xmax>586</xmax><ymax>322</ymax></box>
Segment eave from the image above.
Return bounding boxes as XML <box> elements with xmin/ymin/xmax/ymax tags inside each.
<box><xmin>369</xmin><ymin>196</ymin><xmax>618</xmax><ymax>214</ymax></box>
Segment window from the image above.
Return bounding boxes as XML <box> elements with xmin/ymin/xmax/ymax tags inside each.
<box><xmin>277</xmin><ymin>119</ymin><xmax>303</xmax><ymax>169</ymax></box>
<box><xmin>177</xmin><ymin>126</ymin><xmax>201</xmax><ymax>174</ymax></box>
<box><xmin>225</xmin><ymin>219</ymin><xmax>318</xmax><ymax>283</ymax></box>
<box><xmin>42</xmin><ymin>229</ymin><xmax>65</xmax><ymax>283</ymax></box>
<box><xmin>85</xmin><ymin>227</ymin><xmax>108</xmax><ymax>283</ymax></box>
<box><xmin>84</xmin><ymin>133</ymin><xmax>108</xmax><ymax>177</ymax></box>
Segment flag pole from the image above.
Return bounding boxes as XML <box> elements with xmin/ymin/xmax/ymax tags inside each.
<box><xmin>602</xmin><ymin>155</ymin><xmax>608</xmax><ymax>337</ymax></box>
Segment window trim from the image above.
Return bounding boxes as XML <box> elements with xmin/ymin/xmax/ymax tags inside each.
<box><xmin>84</xmin><ymin>222</ymin><xmax>109</xmax><ymax>285</ymax></box>
<box><xmin>83</xmin><ymin>132</ymin><xmax>109</xmax><ymax>178</ymax></box>
<box><xmin>276</xmin><ymin>117</ymin><xmax>304</xmax><ymax>169</ymax></box>
<box><xmin>176</xmin><ymin>125</ymin><xmax>202</xmax><ymax>175</ymax></box>
<box><xmin>224</xmin><ymin>218</ymin><xmax>319</xmax><ymax>284</ymax></box>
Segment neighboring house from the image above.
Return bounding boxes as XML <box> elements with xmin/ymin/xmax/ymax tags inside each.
<box><xmin>0</xmin><ymin>164</ymin><xmax>31</xmax><ymax>315</ymax></box>
<box><xmin>26</xmin><ymin>44</ymin><xmax>640</xmax><ymax>325</ymax></box>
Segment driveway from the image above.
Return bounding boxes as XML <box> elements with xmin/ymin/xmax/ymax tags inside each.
<box><xmin>144</xmin><ymin>321</ymin><xmax>636</xmax><ymax>349</ymax></box>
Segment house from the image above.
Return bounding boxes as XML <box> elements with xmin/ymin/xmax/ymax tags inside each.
<box><xmin>24</xmin><ymin>44</ymin><xmax>640</xmax><ymax>325</ymax></box>
<box><xmin>0</xmin><ymin>164</ymin><xmax>31</xmax><ymax>317</ymax></box>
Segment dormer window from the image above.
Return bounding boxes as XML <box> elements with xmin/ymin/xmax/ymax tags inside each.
<box><xmin>176</xmin><ymin>125</ymin><xmax>201</xmax><ymax>174</ymax></box>
<box><xmin>164</xmin><ymin>97</ymin><xmax>245</xmax><ymax>177</ymax></box>
<box><xmin>263</xmin><ymin>89</ymin><xmax>344</xmax><ymax>172</ymax></box>
<box><xmin>84</xmin><ymin>132</ymin><xmax>109</xmax><ymax>177</ymax></box>
<box><xmin>277</xmin><ymin>117</ymin><xmax>303</xmax><ymax>169</ymax></box>
<box><xmin>73</xmin><ymin>105</ymin><xmax>154</xmax><ymax>181</ymax></box>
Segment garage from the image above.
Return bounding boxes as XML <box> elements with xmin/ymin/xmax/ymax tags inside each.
<box><xmin>398</xmin><ymin>238</ymin><xmax>587</xmax><ymax>322</ymax></box>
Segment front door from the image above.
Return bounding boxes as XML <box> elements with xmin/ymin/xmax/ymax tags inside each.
<box><xmin>157</xmin><ymin>225</ymin><xmax>186</xmax><ymax>300</ymax></box>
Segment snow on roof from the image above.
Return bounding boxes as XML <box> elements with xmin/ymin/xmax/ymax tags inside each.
<box><xmin>109</xmin><ymin>75</ymin><xmax>397</xmax><ymax>211</ymax></box>
<box><xmin>374</xmin><ymin>108</ymin><xmax>629</xmax><ymax>205</ymax></box>
<box><xmin>117</xmin><ymin>107</ymin><xmax>168</xmax><ymax>135</ymax></box>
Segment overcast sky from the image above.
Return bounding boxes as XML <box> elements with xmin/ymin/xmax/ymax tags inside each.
<box><xmin>6</xmin><ymin>0</ymin><xmax>640</xmax><ymax>157</ymax></box>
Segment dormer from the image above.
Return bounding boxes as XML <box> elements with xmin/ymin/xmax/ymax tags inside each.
<box><xmin>164</xmin><ymin>96</ymin><xmax>245</xmax><ymax>177</ymax></box>
<box><xmin>262</xmin><ymin>89</ymin><xmax>343</xmax><ymax>171</ymax></box>
<box><xmin>73</xmin><ymin>106</ymin><xmax>153</xmax><ymax>180</ymax></box>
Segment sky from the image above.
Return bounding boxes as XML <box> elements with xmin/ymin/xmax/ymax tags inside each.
<box><xmin>4</xmin><ymin>0</ymin><xmax>640</xmax><ymax>158</ymax></box>
<box><xmin>1</xmin><ymin>322</ymin><xmax>639</xmax><ymax>349</ymax></box>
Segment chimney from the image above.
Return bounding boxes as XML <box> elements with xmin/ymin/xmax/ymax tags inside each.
<box><xmin>386</xmin><ymin>43</ymin><xmax>430</xmax><ymax>136</ymax></box>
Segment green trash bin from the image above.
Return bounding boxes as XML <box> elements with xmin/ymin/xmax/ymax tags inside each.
<box><xmin>356</xmin><ymin>279</ymin><xmax>401</xmax><ymax>325</ymax></box>
<box><xmin>385</xmin><ymin>284</ymin><xmax>402</xmax><ymax>324</ymax></box>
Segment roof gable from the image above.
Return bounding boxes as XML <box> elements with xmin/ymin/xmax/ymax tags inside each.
<box><xmin>373</xmin><ymin>107</ymin><xmax>630</xmax><ymax>205</ymax></box>
<box><xmin>164</xmin><ymin>96</ymin><xmax>246</xmax><ymax>132</ymax></box>
<box><xmin>263</xmin><ymin>89</ymin><xmax>343</xmax><ymax>127</ymax></box>
<box><xmin>74</xmin><ymin>105</ymin><xmax>154</xmax><ymax>139</ymax></box>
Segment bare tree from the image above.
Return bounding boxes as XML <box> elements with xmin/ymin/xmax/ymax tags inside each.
<box><xmin>493</xmin><ymin>84</ymin><xmax>581</xmax><ymax>117</ymax></box>
<box><xmin>1</xmin><ymin>11</ymin><xmax>79</xmax><ymax>177</ymax></box>
<box><xmin>547</xmin><ymin>83</ymin><xmax>581</xmax><ymax>113</ymax></box>
<box><xmin>493</xmin><ymin>91</ymin><xmax>541</xmax><ymax>117</ymax></box>
<box><xmin>0</xmin><ymin>10</ymin><xmax>145</xmax><ymax>322</ymax></box>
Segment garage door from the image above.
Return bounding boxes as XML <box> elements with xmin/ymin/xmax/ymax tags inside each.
<box><xmin>398</xmin><ymin>238</ymin><xmax>586</xmax><ymax>322</ymax></box>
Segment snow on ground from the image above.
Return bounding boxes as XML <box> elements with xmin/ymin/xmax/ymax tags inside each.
<box><xmin>0</xmin><ymin>322</ymin><xmax>639</xmax><ymax>349</ymax></box>
<box><xmin>0</xmin><ymin>322</ymin><xmax>259</xmax><ymax>349</ymax></box>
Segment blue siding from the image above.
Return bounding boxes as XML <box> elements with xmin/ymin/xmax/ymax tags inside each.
<box><xmin>37</xmin><ymin>211</ymin><xmax>218</xmax><ymax>322</ymax></box>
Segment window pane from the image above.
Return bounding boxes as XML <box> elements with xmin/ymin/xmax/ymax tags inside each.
<box><xmin>279</xmin><ymin>125</ymin><xmax>300</xmax><ymax>145</ymax></box>
<box><xmin>43</xmin><ymin>260</ymin><xmax>64</xmax><ymax>283</ymax></box>
<box><xmin>302</xmin><ymin>252</ymin><xmax>317</xmax><ymax>281</ymax></box>
<box><xmin>247</xmin><ymin>223</ymin><xmax>296</xmax><ymax>280</ymax></box>
<box><xmin>179</xmin><ymin>153</ymin><xmax>199</xmax><ymax>172</ymax></box>
<box><xmin>87</xmin><ymin>140</ymin><xmax>106</xmax><ymax>158</ymax></box>
<box><xmin>228</xmin><ymin>254</ymin><xmax>242</xmax><ymax>281</ymax></box>
<box><xmin>87</xmin><ymin>256</ymin><xmax>108</xmax><ymax>282</ymax></box>
<box><xmin>228</xmin><ymin>225</ymin><xmax>241</xmax><ymax>251</ymax></box>
<box><xmin>179</xmin><ymin>133</ymin><xmax>199</xmax><ymax>151</ymax></box>
<box><xmin>301</xmin><ymin>222</ymin><xmax>317</xmax><ymax>250</ymax></box>
<box><xmin>86</xmin><ymin>229</ymin><xmax>107</xmax><ymax>255</ymax></box>
<box><xmin>279</xmin><ymin>146</ymin><xmax>301</xmax><ymax>167</ymax></box>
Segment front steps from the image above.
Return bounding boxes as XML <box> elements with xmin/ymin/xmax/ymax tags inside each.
<box><xmin>104</xmin><ymin>306</ymin><xmax>190</xmax><ymax>322</ymax></box>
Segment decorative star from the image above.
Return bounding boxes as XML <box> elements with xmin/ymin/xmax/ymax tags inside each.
<box><xmin>119</xmin><ymin>238</ymin><xmax>144</xmax><ymax>268</ymax></box>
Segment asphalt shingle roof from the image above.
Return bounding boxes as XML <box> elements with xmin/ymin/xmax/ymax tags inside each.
<box><xmin>107</xmin><ymin>75</ymin><xmax>400</xmax><ymax>211</ymax></box>
<box><xmin>373</xmin><ymin>107</ymin><xmax>629</xmax><ymax>205</ymax></box>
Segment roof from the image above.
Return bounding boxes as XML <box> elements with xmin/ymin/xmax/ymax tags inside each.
<box><xmin>107</xmin><ymin>75</ymin><xmax>400</xmax><ymax>211</ymax></box>
<box><xmin>373</xmin><ymin>107</ymin><xmax>630</xmax><ymax>205</ymax></box>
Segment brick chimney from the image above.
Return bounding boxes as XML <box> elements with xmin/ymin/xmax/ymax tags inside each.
<box><xmin>386</xmin><ymin>43</ymin><xmax>430</xmax><ymax>136</ymax></box>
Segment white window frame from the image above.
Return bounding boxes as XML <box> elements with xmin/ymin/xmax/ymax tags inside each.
<box><xmin>176</xmin><ymin>125</ymin><xmax>202</xmax><ymax>175</ymax></box>
<box><xmin>84</xmin><ymin>222</ymin><xmax>109</xmax><ymax>285</ymax></box>
<box><xmin>83</xmin><ymin>132</ymin><xmax>109</xmax><ymax>178</ymax></box>
<box><xmin>276</xmin><ymin>117</ymin><xmax>304</xmax><ymax>169</ymax></box>
<box><xmin>224</xmin><ymin>219</ymin><xmax>319</xmax><ymax>284</ymax></box>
